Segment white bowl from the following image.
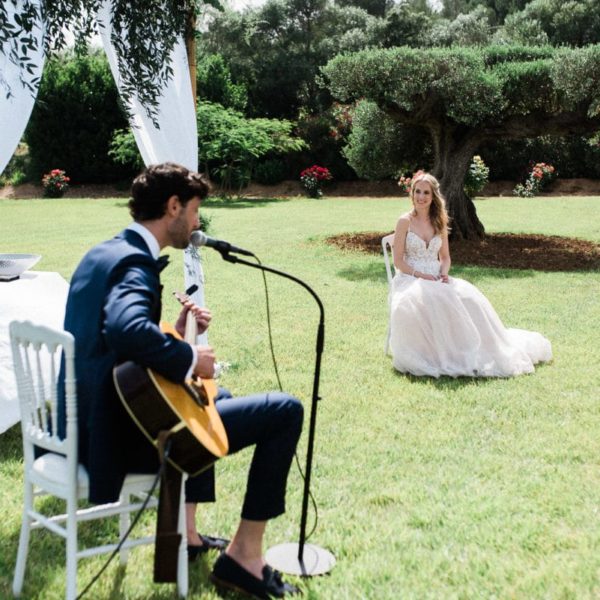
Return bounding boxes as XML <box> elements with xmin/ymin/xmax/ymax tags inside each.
<box><xmin>0</xmin><ymin>254</ymin><xmax>42</xmax><ymax>279</ymax></box>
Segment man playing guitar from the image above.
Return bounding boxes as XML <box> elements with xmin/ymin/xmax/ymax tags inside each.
<box><xmin>60</xmin><ymin>162</ymin><xmax>303</xmax><ymax>598</ymax></box>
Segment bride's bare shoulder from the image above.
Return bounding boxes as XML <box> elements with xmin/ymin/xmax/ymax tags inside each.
<box><xmin>395</xmin><ymin>213</ymin><xmax>411</xmax><ymax>230</ymax></box>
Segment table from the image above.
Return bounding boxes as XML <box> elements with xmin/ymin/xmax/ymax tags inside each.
<box><xmin>0</xmin><ymin>271</ymin><xmax>69</xmax><ymax>434</ymax></box>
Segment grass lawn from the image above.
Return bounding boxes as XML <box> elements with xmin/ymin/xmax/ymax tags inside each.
<box><xmin>1</xmin><ymin>194</ymin><xmax>599</xmax><ymax>599</ymax></box>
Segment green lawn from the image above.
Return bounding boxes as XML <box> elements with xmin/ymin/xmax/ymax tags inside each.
<box><xmin>1</xmin><ymin>194</ymin><xmax>599</xmax><ymax>599</ymax></box>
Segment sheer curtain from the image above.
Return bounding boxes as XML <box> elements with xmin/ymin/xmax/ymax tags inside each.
<box><xmin>96</xmin><ymin>3</ymin><xmax>198</xmax><ymax>171</ymax></box>
<box><xmin>97</xmin><ymin>2</ymin><xmax>206</xmax><ymax>341</ymax></box>
<box><xmin>0</xmin><ymin>0</ymin><xmax>45</xmax><ymax>176</ymax></box>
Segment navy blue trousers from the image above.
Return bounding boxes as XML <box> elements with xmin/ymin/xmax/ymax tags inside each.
<box><xmin>128</xmin><ymin>388</ymin><xmax>303</xmax><ymax>522</ymax></box>
<box><xmin>191</xmin><ymin>390</ymin><xmax>303</xmax><ymax>520</ymax></box>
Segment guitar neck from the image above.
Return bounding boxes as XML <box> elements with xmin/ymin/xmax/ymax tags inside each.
<box><xmin>173</xmin><ymin>290</ymin><xmax>199</xmax><ymax>345</ymax></box>
<box><xmin>184</xmin><ymin>311</ymin><xmax>198</xmax><ymax>345</ymax></box>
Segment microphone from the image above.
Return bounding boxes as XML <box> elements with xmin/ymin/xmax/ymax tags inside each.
<box><xmin>190</xmin><ymin>230</ymin><xmax>254</xmax><ymax>257</ymax></box>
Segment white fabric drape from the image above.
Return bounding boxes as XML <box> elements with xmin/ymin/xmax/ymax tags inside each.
<box><xmin>96</xmin><ymin>2</ymin><xmax>198</xmax><ymax>171</ymax></box>
<box><xmin>0</xmin><ymin>0</ymin><xmax>45</xmax><ymax>176</ymax></box>
<box><xmin>97</xmin><ymin>2</ymin><xmax>206</xmax><ymax>340</ymax></box>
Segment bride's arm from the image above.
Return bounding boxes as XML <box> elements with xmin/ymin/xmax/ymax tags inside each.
<box><xmin>392</xmin><ymin>217</ymin><xmax>412</xmax><ymax>274</ymax></box>
<box><xmin>439</xmin><ymin>229</ymin><xmax>451</xmax><ymax>283</ymax></box>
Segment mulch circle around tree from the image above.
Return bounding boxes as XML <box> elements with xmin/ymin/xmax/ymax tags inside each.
<box><xmin>326</xmin><ymin>232</ymin><xmax>600</xmax><ymax>272</ymax></box>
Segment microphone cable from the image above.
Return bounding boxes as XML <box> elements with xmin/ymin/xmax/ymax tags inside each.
<box><xmin>252</xmin><ymin>254</ymin><xmax>319</xmax><ymax>543</ymax></box>
<box><xmin>76</xmin><ymin>439</ymin><xmax>172</xmax><ymax>600</ymax></box>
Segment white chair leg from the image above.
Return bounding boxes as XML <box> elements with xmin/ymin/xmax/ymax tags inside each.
<box><xmin>177</xmin><ymin>476</ymin><xmax>188</xmax><ymax>598</ymax></box>
<box><xmin>12</xmin><ymin>483</ymin><xmax>33</xmax><ymax>597</ymax></box>
<box><xmin>65</xmin><ymin>497</ymin><xmax>78</xmax><ymax>600</ymax></box>
<box><xmin>119</xmin><ymin>492</ymin><xmax>130</xmax><ymax>565</ymax></box>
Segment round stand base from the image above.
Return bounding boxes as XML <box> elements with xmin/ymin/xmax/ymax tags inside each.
<box><xmin>265</xmin><ymin>542</ymin><xmax>336</xmax><ymax>576</ymax></box>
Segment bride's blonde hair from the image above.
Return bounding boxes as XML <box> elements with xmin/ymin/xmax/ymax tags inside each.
<box><xmin>409</xmin><ymin>172</ymin><xmax>450</xmax><ymax>235</ymax></box>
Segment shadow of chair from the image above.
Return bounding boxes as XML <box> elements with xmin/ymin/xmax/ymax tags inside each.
<box><xmin>9</xmin><ymin>320</ymin><xmax>188</xmax><ymax>600</ymax></box>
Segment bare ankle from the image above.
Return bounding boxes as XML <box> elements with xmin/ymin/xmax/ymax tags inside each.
<box><xmin>225</xmin><ymin>547</ymin><xmax>265</xmax><ymax>580</ymax></box>
<box><xmin>187</xmin><ymin>530</ymin><xmax>203</xmax><ymax>546</ymax></box>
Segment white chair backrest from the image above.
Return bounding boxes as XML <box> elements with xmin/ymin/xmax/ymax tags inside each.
<box><xmin>9</xmin><ymin>320</ymin><xmax>77</xmax><ymax>479</ymax></box>
<box><xmin>381</xmin><ymin>233</ymin><xmax>395</xmax><ymax>286</ymax></box>
<box><xmin>9</xmin><ymin>320</ymin><xmax>189</xmax><ymax>599</ymax></box>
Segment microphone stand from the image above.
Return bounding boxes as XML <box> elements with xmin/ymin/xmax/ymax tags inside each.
<box><xmin>217</xmin><ymin>249</ymin><xmax>335</xmax><ymax>576</ymax></box>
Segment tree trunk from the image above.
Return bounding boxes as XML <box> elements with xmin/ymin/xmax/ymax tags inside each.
<box><xmin>430</xmin><ymin>125</ymin><xmax>485</xmax><ymax>241</ymax></box>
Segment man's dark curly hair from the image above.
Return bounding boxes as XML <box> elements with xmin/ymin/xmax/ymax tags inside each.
<box><xmin>129</xmin><ymin>162</ymin><xmax>210</xmax><ymax>221</ymax></box>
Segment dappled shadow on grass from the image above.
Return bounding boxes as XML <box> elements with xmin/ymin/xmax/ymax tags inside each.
<box><xmin>0</xmin><ymin>424</ymin><xmax>22</xmax><ymax>463</ymax></box>
<box><xmin>115</xmin><ymin>196</ymin><xmax>290</xmax><ymax>213</ymax></box>
<box><xmin>202</xmin><ymin>196</ymin><xmax>290</xmax><ymax>209</ymax></box>
<box><xmin>3</xmin><ymin>493</ymin><xmax>189</xmax><ymax>599</ymax></box>
<box><xmin>328</xmin><ymin>232</ymin><xmax>600</xmax><ymax>272</ymax></box>
<box><xmin>337</xmin><ymin>260</ymin><xmax>386</xmax><ymax>283</ymax></box>
<box><xmin>335</xmin><ymin>260</ymin><xmax>537</xmax><ymax>285</ymax></box>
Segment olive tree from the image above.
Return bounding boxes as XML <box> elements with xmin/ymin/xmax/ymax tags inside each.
<box><xmin>322</xmin><ymin>44</ymin><xmax>600</xmax><ymax>239</ymax></box>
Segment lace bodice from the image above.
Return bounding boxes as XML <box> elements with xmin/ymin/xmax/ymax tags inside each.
<box><xmin>403</xmin><ymin>231</ymin><xmax>442</xmax><ymax>276</ymax></box>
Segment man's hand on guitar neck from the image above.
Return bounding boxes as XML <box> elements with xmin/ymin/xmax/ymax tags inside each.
<box><xmin>194</xmin><ymin>345</ymin><xmax>217</xmax><ymax>379</ymax></box>
<box><xmin>175</xmin><ymin>302</ymin><xmax>212</xmax><ymax>338</ymax></box>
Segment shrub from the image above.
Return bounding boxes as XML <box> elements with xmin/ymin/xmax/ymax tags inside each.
<box><xmin>196</xmin><ymin>53</ymin><xmax>248</xmax><ymax>111</ymax></box>
<box><xmin>253</xmin><ymin>158</ymin><xmax>287</xmax><ymax>185</ymax></box>
<box><xmin>343</xmin><ymin>100</ymin><xmax>432</xmax><ymax>180</ymax></box>
<box><xmin>196</xmin><ymin>101</ymin><xmax>305</xmax><ymax>192</ymax></box>
<box><xmin>108</xmin><ymin>129</ymin><xmax>144</xmax><ymax>172</ymax></box>
<box><xmin>293</xmin><ymin>109</ymin><xmax>357</xmax><ymax>182</ymax></box>
<box><xmin>42</xmin><ymin>169</ymin><xmax>70</xmax><ymax>198</ymax></box>
<box><xmin>480</xmin><ymin>134</ymin><xmax>600</xmax><ymax>180</ymax></box>
<box><xmin>110</xmin><ymin>102</ymin><xmax>305</xmax><ymax>191</ymax></box>
<box><xmin>300</xmin><ymin>165</ymin><xmax>333</xmax><ymax>198</ymax></box>
<box><xmin>514</xmin><ymin>161</ymin><xmax>556</xmax><ymax>197</ymax></box>
<box><xmin>0</xmin><ymin>143</ymin><xmax>30</xmax><ymax>186</ymax></box>
<box><xmin>25</xmin><ymin>51</ymin><xmax>132</xmax><ymax>184</ymax></box>
<box><xmin>464</xmin><ymin>155</ymin><xmax>490</xmax><ymax>198</ymax></box>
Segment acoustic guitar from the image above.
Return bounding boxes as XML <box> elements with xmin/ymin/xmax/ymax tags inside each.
<box><xmin>113</xmin><ymin>292</ymin><xmax>229</xmax><ymax>476</ymax></box>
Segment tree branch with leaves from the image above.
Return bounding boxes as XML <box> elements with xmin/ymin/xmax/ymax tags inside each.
<box><xmin>1</xmin><ymin>0</ymin><xmax>220</xmax><ymax>120</ymax></box>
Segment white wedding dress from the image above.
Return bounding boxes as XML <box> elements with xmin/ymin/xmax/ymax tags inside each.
<box><xmin>389</xmin><ymin>231</ymin><xmax>552</xmax><ymax>378</ymax></box>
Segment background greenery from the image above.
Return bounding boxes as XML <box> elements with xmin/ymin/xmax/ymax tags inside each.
<box><xmin>4</xmin><ymin>0</ymin><xmax>600</xmax><ymax>190</ymax></box>
<box><xmin>0</xmin><ymin>194</ymin><xmax>599</xmax><ymax>598</ymax></box>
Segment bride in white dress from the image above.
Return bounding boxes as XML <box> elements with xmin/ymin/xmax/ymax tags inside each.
<box><xmin>389</xmin><ymin>172</ymin><xmax>552</xmax><ymax>378</ymax></box>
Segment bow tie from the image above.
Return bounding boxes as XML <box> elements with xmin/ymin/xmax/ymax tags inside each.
<box><xmin>156</xmin><ymin>255</ymin><xmax>170</xmax><ymax>272</ymax></box>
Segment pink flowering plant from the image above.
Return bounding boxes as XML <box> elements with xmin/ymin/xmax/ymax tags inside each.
<box><xmin>397</xmin><ymin>169</ymin><xmax>426</xmax><ymax>194</ymax></box>
<box><xmin>464</xmin><ymin>155</ymin><xmax>489</xmax><ymax>198</ymax></box>
<box><xmin>514</xmin><ymin>162</ymin><xmax>556</xmax><ymax>197</ymax></box>
<box><xmin>397</xmin><ymin>175</ymin><xmax>412</xmax><ymax>194</ymax></box>
<box><xmin>300</xmin><ymin>165</ymin><xmax>332</xmax><ymax>198</ymax></box>
<box><xmin>42</xmin><ymin>168</ymin><xmax>70</xmax><ymax>198</ymax></box>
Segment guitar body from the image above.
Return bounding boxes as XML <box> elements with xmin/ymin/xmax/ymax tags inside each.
<box><xmin>114</xmin><ymin>320</ymin><xmax>228</xmax><ymax>476</ymax></box>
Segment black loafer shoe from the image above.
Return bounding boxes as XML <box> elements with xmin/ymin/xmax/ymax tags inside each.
<box><xmin>188</xmin><ymin>534</ymin><xmax>230</xmax><ymax>562</ymax></box>
<box><xmin>210</xmin><ymin>552</ymin><xmax>300</xmax><ymax>599</ymax></box>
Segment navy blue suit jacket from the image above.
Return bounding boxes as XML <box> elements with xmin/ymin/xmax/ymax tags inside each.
<box><xmin>60</xmin><ymin>228</ymin><xmax>192</xmax><ymax>503</ymax></box>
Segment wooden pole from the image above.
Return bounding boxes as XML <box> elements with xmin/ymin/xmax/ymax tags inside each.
<box><xmin>185</xmin><ymin>7</ymin><xmax>197</xmax><ymax>105</ymax></box>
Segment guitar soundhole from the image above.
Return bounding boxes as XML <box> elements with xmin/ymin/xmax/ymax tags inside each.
<box><xmin>183</xmin><ymin>379</ymin><xmax>209</xmax><ymax>407</ymax></box>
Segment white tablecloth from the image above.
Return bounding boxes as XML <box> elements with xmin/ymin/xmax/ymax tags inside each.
<box><xmin>0</xmin><ymin>271</ymin><xmax>69</xmax><ymax>433</ymax></box>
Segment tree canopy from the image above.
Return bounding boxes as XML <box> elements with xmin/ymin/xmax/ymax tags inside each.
<box><xmin>323</xmin><ymin>44</ymin><xmax>600</xmax><ymax>239</ymax></box>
